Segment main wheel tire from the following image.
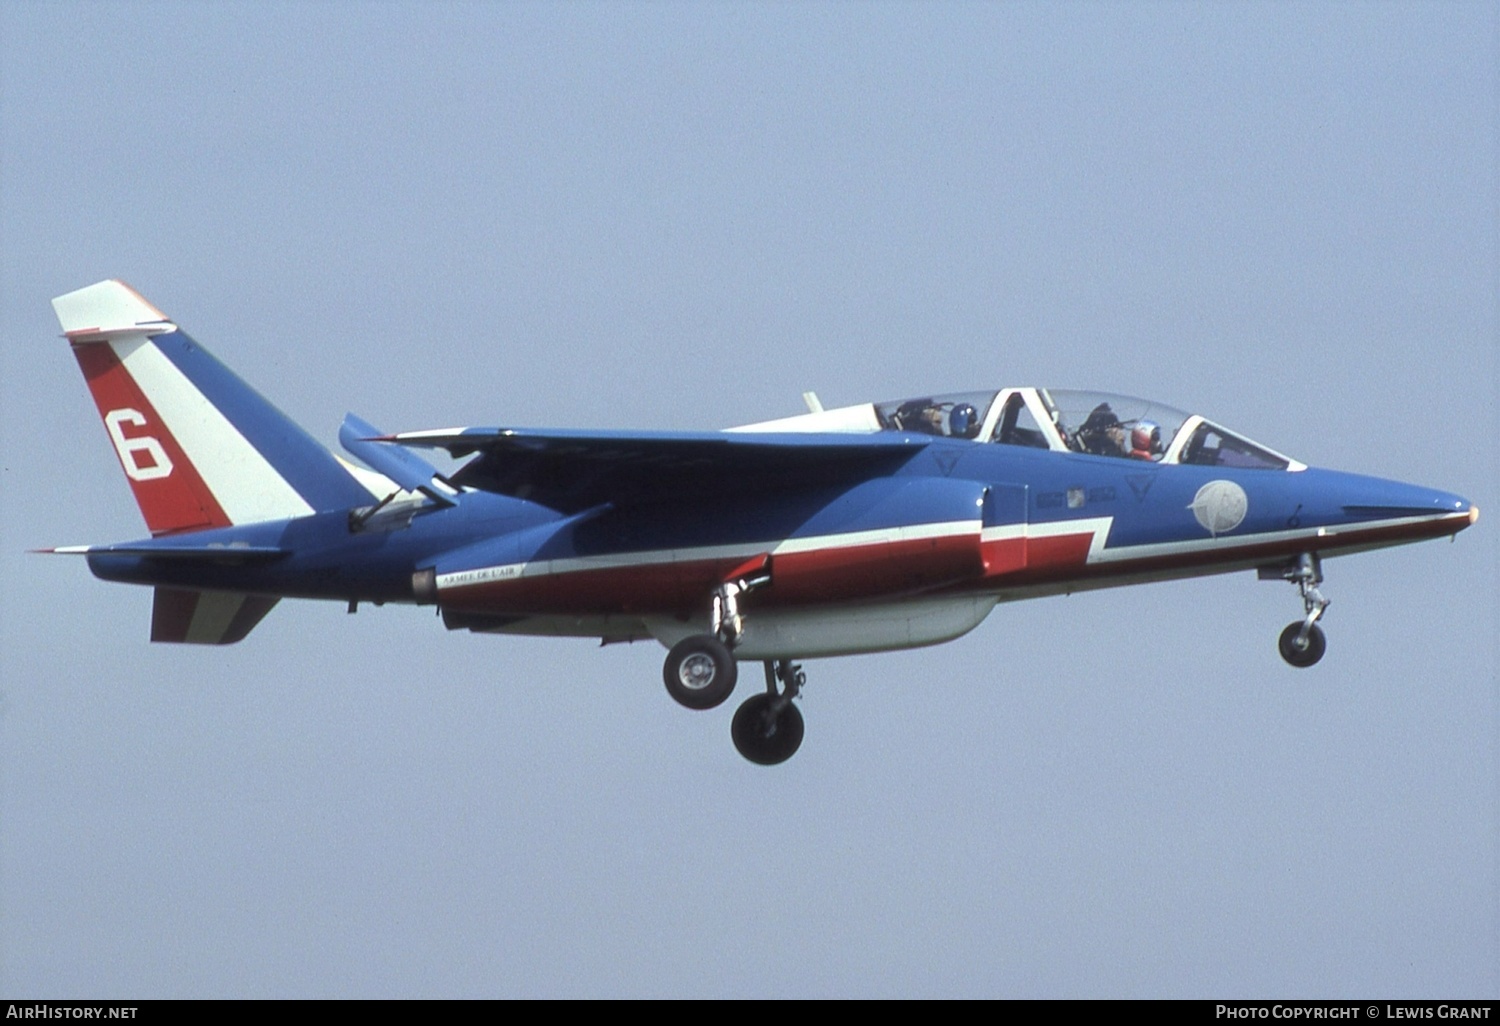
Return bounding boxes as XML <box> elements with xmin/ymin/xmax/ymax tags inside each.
<box><xmin>731</xmin><ymin>693</ymin><xmax>805</xmax><ymax>765</ymax></box>
<box><xmin>663</xmin><ymin>635</ymin><xmax>737</xmax><ymax>710</ymax></box>
<box><xmin>1278</xmin><ymin>622</ymin><xmax>1326</xmax><ymax>668</ymax></box>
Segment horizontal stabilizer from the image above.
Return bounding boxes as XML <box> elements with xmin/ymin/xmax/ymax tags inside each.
<box><xmin>42</xmin><ymin>542</ymin><xmax>288</xmax><ymax>563</ymax></box>
<box><xmin>151</xmin><ymin>587</ymin><xmax>278</xmax><ymax>644</ymax></box>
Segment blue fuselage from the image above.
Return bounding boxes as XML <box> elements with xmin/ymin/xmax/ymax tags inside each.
<box><xmin>87</xmin><ymin>438</ymin><xmax>1474</xmax><ymax>625</ymax></box>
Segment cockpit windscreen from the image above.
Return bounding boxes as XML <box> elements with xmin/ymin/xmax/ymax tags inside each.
<box><xmin>1178</xmin><ymin>422</ymin><xmax>1290</xmax><ymax>470</ymax></box>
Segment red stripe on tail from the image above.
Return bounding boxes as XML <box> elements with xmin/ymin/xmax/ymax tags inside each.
<box><xmin>73</xmin><ymin>341</ymin><xmax>230</xmax><ymax>535</ymax></box>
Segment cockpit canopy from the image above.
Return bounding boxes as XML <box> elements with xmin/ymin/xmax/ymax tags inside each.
<box><xmin>734</xmin><ymin>387</ymin><xmax>1303</xmax><ymax>469</ymax></box>
<box><xmin>865</xmin><ymin>388</ymin><xmax>1303</xmax><ymax>470</ymax></box>
<box><xmin>874</xmin><ymin>392</ymin><xmax>998</xmax><ymax>440</ymax></box>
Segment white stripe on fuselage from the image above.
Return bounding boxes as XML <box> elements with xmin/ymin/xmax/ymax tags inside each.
<box><xmin>436</xmin><ymin>518</ymin><xmax>986</xmax><ymax>590</ymax></box>
<box><xmin>434</xmin><ymin>509</ymin><xmax>1463</xmax><ymax>593</ymax></box>
<box><xmin>773</xmin><ymin>518</ymin><xmax>981</xmax><ymax>554</ymax></box>
<box><xmin>997</xmin><ymin>516</ymin><xmax>1116</xmax><ymax>561</ymax></box>
<box><xmin>1083</xmin><ymin>510</ymin><xmax>1469</xmax><ymax>564</ymax></box>
<box><xmin>114</xmin><ymin>337</ymin><xmax>314</xmax><ymax>524</ymax></box>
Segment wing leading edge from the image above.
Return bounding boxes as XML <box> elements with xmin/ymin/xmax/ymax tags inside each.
<box><xmin>384</xmin><ymin>428</ymin><xmax>932</xmax><ymax>513</ymax></box>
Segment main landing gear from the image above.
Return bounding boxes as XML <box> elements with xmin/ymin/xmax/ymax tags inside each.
<box><xmin>1264</xmin><ymin>552</ymin><xmax>1330</xmax><ymax>668</ymax></box>
<box><xmin>662</xmin><ymin>634</ymin><xmax>737</xmax><ymax>710</ymax></box>
<box><xmin>661</xmin><ymin>566</ymin><xmax>805</xmax><ymax>764</ymax></box>
<box><xmin>661</xmin><ymin>575</ymin><xmax>764</xmax><ymax>710</ymax></box>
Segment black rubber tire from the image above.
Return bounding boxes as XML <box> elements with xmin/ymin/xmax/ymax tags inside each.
<box><xmin>663</xmin><ymin>635</ymin><xmax>738</xmax><ymax>710</ymax></box>
<box><xmin>1278</xmin><ymin>622</ymin><xmax>1326</xmax><ymax>668</ymax></box>
<box><xmin>730</xmin><ymin>693</ymin><xmax>805</xmax><ymax>765</ymax></box>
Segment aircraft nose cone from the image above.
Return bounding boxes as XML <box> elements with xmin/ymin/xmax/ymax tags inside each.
<box><xmin>1331</xmin><ymin>475</ymin><xmax>1470</xmax><ymax>517</ymax></box>
<box><xmin>1301</xmin><ymin>468</ymin><xmax>1476</xmax><ymax>543</ymax></box>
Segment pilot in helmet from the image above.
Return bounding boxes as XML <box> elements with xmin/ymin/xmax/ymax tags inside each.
<box><xmin>949</xmin><ymin>403</ymin><xmax>980</xmax><ymax>439</ymax></box>
<box><xmin>1129</xmin><ymin>419</ymin><xmax>1162</xmax><ymax>460</ymax></box>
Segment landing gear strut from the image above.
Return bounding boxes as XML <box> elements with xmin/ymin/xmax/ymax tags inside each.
<box><xmin>731</xmin><ymin>660</ymin><xmax>805</xmax><ymax>765</ymax></box>
<box><xmin>1267</xmin><ymin>552</ymin><xmax>1330</xmax><ymax>668</ymax></box>
<box><xmin>661</xmin><ymin>571</ymin><xmax>770</xmax><ymax>711</ymax></box>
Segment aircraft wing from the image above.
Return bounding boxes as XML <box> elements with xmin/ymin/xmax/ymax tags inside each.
<box><xmin>383</xmin><ymin>427</ymin><xmax>931</xmax><ymax>513</ymax></box>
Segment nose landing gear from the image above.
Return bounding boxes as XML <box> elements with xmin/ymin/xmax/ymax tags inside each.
<box><xmin>1264</xmin><ymin>552</ymin><xmax>1330</xmax><ymax>668</ymax></box>
<box><xmin>731</xmin><ymin>660</ymin><xmax>806</xmax><ymax>765</ymax></box>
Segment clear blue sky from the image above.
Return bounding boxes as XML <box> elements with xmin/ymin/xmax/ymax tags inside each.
<box><xmin>2</xmin><ymin>1</ymin><xmax>1495</xmax><ymax>997</ymax></box>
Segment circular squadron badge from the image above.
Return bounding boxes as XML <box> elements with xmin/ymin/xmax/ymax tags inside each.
<box><xmin>1189</xmin><ymin>480</ymin><xmax>1248</xmax><ymax>536</ymax></box>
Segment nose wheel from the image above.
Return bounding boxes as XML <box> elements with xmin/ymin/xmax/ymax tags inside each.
<box><xmin>730</xmin><ymin>660</ymin><xmax>806</xmax><ymax>765</ymax></box>
<box><xmin>1278</xmin><ymin>621</ymin><xmax>1327</xmax><ymax>668</ymax></box>
<box><xmin>1265</xmin><ymin>552</ymin><xmax>1330</xmax><ymax>668</ymax></box>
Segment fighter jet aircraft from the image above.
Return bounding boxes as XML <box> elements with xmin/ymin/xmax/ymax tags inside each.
<box><xmin>44</xmin><ymin>280</ymin><xmax>1478</xmax><ymax>763</ymax></box>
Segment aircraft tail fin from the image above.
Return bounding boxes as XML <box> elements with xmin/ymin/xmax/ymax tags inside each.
<box><xmin>151</xmin><ymin>587</ymin><xmax>279</xmax><ymax>644</ymax></box>
<box><xmin>52</xmin><ymin>280</ymin><xmax>376</xmax><ymax>536</ymax></box>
